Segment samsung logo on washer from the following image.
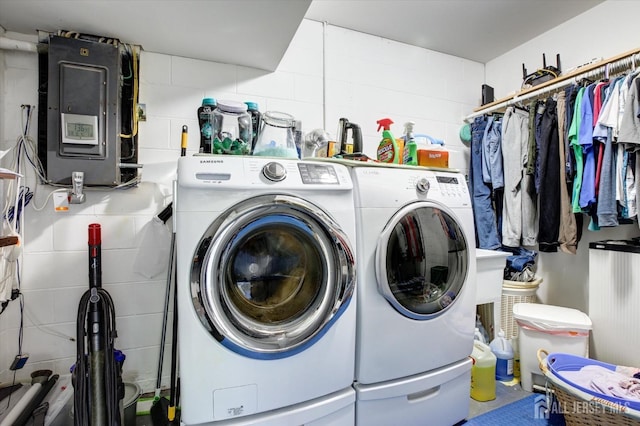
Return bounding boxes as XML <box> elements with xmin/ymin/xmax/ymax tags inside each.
<box><xmin>200</xmin><ymin>159</ymin><xmax>224</xmax><ymax>164</ymax></box>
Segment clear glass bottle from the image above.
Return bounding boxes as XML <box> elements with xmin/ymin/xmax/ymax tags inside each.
<box><xmin>253</xmin><ymin>111</ymin><xmax>298</xmax><ymax>158</ymax></box>
<box><xmin>211</xmin><ymin>100</ymin><xmax>252</xmax><ymax>155</ymax></box>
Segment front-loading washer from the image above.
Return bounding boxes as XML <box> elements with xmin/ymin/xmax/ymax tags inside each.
<box><xmin>175</xmin><ymin>155</ymin><xmax>357</xmax><ymax>425</ymax></box>
<box><xmin>349</xmin><ymin>164</ymin><xmax>477</xmax><ymax>426</ymax></box>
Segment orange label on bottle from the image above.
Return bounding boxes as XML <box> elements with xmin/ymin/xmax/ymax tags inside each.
<box><xmin>377</xmin><ymin>139</ymin><xmax>396</xmax><ymax>163</ymax></box>
<box><xmin>396</xmin><ymin>139</ymin><xmax>404</xmax><ymax>164</ymax></box>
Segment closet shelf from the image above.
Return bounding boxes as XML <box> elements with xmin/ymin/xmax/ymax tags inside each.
<box><xmin>465</xmin><ymin>46</ymin><xmax>640</xmax><ymax>122</ymax></box>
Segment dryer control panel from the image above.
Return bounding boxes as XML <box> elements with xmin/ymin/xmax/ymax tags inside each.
<box><xmin>434</xmin><ymin>174</ymin><xmax>469</xmax><ymax>200</ymax></box>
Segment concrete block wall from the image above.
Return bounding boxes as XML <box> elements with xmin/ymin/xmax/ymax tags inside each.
<box><xmin>0</xmin><ymin>19</ymin><xmax>481</xmax><ymax>391</ymax></box>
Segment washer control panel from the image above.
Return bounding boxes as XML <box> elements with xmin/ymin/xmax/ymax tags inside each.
<box><xmin>297</xmin><ymin>163</ymin><xmax>339</xmax><ymax>185</ymax></box>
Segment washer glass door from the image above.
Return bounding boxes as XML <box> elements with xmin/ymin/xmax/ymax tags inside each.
<box><xmin>375</xmin><ymin>201</ymin><xmax>469</xmax><ymax>319</ymax></box>
<box><xmin>191</xmin><ymin>194</ymin><xmax>354</xmax><ymax>359</ymax></box>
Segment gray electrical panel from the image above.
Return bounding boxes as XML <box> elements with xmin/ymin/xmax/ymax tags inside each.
<box><xmin>41</xmin><ymin>34</ymin><xmax>137</xmax><ymax>186</ymax></box>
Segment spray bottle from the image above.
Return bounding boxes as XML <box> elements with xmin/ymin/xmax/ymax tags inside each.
<box><xmin>402</xmin><ymin>121</ymin><xmax>418</xmax><ymax>166</ymax></box>
<box><xmin>376</xmin><ymin>118</ymin><xmax>400</xmax><ymax>164</ymax></box>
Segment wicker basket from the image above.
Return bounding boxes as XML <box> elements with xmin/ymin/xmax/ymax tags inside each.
<box><xmin>500</xmin><ymin>277</ymin><xmax>541</xmax><ymax>339</ymax></box>
<box><xmin>537</xmin><ymin>349</ymin><xmax>640</xmax><ymax>426</ymax></box>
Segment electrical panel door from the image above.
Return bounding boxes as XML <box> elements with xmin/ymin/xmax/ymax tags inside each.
<box><xmin>41</xmin><ymin>34</ymin><xmax>136</xmax><ymax>186</ymax></box>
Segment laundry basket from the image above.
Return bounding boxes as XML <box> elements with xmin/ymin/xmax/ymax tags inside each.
<box><xmin>537</xmin><ymin>349</ymin><xmax>640</xmax><ymax>426</ymax></box>
<box><xmin>500</xmin><ymin>277</ymin><xmax>541</xmax><ymax>339</ymax></box>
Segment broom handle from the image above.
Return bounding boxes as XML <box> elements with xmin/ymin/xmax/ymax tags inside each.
<box><xmin>168</xmin><ymin>239</ymin><xmax>179</xmax><ymax>421</ymax></box>
<box><xmin>156</xmin><ymin>230</ymin><xmax>175</xmax><ymax>394</ymax></box>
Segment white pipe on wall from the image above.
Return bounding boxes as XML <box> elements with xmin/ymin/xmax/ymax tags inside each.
<box><xmin>0</xmin><ymin>37</ymin><xmax>37</xmax><ymax>53</ymax></box>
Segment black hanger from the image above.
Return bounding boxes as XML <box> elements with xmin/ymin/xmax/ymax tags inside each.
<box><xmin>577</xmin><ymin>77</ymin><xmax>594</xmax><ymax>87</ymax></box>
<box><xmin>512</xmin><ymin>103</ymin><xmax>529</xmax><ymax>112</ymax></box>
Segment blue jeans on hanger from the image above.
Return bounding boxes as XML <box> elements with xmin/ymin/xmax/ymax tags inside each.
<box><xmin>469</xmin><ymin>116</ymin><xmax>501</xmax><ymax>249</ymax></box>
<box><xmin>482</xmin><ymin>116</ymin><xmax>504</xmax><ymax>189</ymax></box>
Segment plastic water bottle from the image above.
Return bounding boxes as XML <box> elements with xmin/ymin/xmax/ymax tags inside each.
<box><xmin>489</xmin><ymin>330</ymin><xmax>514</xmax><ymax>382</ymax></box>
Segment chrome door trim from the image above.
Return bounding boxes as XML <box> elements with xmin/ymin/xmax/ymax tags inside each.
<box><xmin>375</xmin><ymin>200</ymin><xmax>469</xmax><ymax>320</ymax></box>
<box><xmin>190</xmin><ymin>194</ymin><xmax>355</xmax><ymax>359</ymax></box>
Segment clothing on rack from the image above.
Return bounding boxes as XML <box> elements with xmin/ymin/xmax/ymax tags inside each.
<box><xmin>595</xmin><ymin>81</ymin><xmax>619</xmax><ymax>227</ymax></box>
<box><xmin>556</xmin><ymin>91</ymin><xmax>579</xmax><ymax>254</ymax></box>
<box><xmin>467</xmin><ymin>48</ymin><xmax>640</xmax><ymax>253</ymax></box>
<box><xmin>482</xmin><ymin>116</ymin><xmax>504</xmax><ymax>189</ymax></box>
<box><xmin>469</xmin><ymin>115</ymin><xmax>501</xmax><ymax>249</ymax></box>
<box><xmin>578</xmin><ymin>83</ymin><xmax>597</xmax><ymax>210</ymax></box>
<box><xmin>563</xmin><ymin>85</ymin><xmax>578</xmax><ymax>182</ymax></box>
<box><xmin>537</xmin><ymin>97</ymin><xmax>561</xmax><ymax>252</ymax></box>
<box><xmin>568</xmin><ymin>87</ymin><xmax>586</xmax><ymax>214</ymax></box>
<box><xmin>501</xmin><ymin>107</ymin><xmax>537</xmax><ymax>248</ymax></box>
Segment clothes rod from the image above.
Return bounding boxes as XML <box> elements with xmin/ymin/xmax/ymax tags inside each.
<box><xmin>464</xmin><ymin>46</ymin><xmax>640</xmax><ymax>123</ymax></box>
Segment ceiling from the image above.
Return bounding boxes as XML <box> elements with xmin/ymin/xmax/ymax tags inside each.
<box><xmin>305</xmin><ymin>0</ymin><xmax>605</xmax><ymax>63</ymax></box>
<box><xmin>0</xmin><ymin>0</ymin><xmax>312</xmax><ymax>71</ymax></box>
<box><xmin>0</xmin><ymin>0</ymin><xmax>604</xmax><ymax>69</ymax></box>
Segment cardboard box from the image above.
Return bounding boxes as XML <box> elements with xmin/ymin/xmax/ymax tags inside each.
<box><xmin>418</xmin><ymin>149</ymin><xmax>448</xmax><ymax>168</ymax></box>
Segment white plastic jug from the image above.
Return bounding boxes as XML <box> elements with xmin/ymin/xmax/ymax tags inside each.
<box><xmin>489</xmin><ymin>329</ymin><xmax>514</xmax><ymax>381</ymax></box>
<box><xmin>470</xmin><ymin>341</ymin><xmax>496</xmax><ymax>401</ymax></box>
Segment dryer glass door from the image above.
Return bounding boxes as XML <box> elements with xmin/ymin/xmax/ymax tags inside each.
<box><xmin>376</xmin><ymin>201</ymin><xmax>469</xmax><ymax>319</ymax></box>
<box><xmin>191</xmin><ymin>194</ymin><xmax>354</xmax><ymax>359</ymax></box>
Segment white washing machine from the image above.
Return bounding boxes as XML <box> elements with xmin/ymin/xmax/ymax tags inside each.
<box><xmin>349</xmin><ymin>164</ymin><xmax>476</xmax><ymax>426</ymax></box>
<box><xmin>175</xmin><ymin>156</ymin><xmax>357</xmax><ymax>425</ymax></box>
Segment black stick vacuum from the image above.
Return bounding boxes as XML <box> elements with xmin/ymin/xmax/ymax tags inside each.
<box><xmin>73</xmin><ymin>224</ymin><xmax>123</xmax><ymax>425</ymax></box>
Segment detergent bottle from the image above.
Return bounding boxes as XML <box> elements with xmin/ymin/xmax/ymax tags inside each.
<box><xmin>489</xmin><ymin>329</ymin><xmax>514</xmax><ymax>382</ymax></box>
<box><xmin>470</xmin><ymin>341</ymin><xmax>496</xmax><ymax>401</ymax></box>
<box><xmin>197</xmin><ymin>97</ymin><xmax>217</xmax><ymax>153</ymax></box>
<box><xmin>402</xmin><ymin>121</ymin><xmax>418</xmax><ymax>166</ymax></box>
<box><xmin>376</xmin><ymin>118</ymin><xmax>400</xmax><ymax>164</ymax></box>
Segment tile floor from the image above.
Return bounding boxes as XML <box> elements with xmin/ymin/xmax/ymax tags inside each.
<box><xmin>468</xmin><ymin>380</ymin><xmax>531</xmax><ymax>419</ymax></box>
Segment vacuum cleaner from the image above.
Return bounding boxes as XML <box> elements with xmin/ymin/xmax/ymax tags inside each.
<box><xmin>72</xmin><ymin>223</ymin><xmax>124</xmax><ymax>425</ymax></box>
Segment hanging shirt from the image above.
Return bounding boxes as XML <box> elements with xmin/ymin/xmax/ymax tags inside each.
<box><xmin>568</xmin><ymin>87</ymin><xmax>585</xmax><ymax>213</ymax></box>
<box><xmin>628</xmin><ymin>153</ymin><xmax>637</xmax><ymax>219</ymax></box>
<box><xmin>598</xmin><ymin>77</ymin><xmax>625</xmax><ymax>205</ymax></box>
<box><xmin>617</xmin><ymin>72</ymin><xmax>639</xmax><ymax>139</ymax></box>
<box><xmin>592</xmin><ymin>81</ymin><xmax>607</xmax><ymax>126</ymax></box>
<box><xmin>564</xmin><ymin>85</ymin><xmax>578</xmax><ymax>181</ymax></box>
<box><xmin>593</xmin><ymin>81</ymin><xmax>610</xmax><ymax>197</ymax></box>
<box><xmin>481</xmin><ymin>115</ymin><xmax>504</xmax><ymax>189</ymax></box>
<box><xmin>578</xmin><ymin>83</ymin><xmax>596</xmax><ymax>209</ymax></box>
<box><xmin>534</xmin><ymin>101</ymin><xmax>546</xmax><ymax>193</ymax></box>
<box><xmin>619</xmin><ymin>74</ymin><xmax>640</xmax><ymax>150</ymax></box>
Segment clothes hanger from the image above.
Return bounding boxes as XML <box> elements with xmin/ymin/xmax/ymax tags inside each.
<box><xmin>511</xmin><ymin>99</ymin><xmax>529</xmax><ymax>112</ymax></box>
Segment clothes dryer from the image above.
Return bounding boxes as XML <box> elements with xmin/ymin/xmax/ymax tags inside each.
<box><xmin>175</xmin><ymin>156</ymin><xmax>357</xmax><ymax>425</ymax></box>
<box><xmin>350</xmin><ymin>164</ymin><xmax>477</xmax><ymax>425</ymax></box>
